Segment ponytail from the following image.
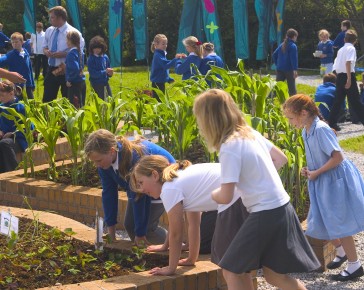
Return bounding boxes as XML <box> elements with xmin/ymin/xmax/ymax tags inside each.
<box><xmin>282</xmin><ymin>28</ymin><xmax>298</xmax><ymax>53</ymax></box>
<box><xmin>162</xmin><ymin>160</ymin><xmax>192</xmax><ymax>182</ymax></box>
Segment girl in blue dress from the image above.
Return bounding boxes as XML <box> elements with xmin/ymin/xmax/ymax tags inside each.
<box><xmin>283</xmin><ymin>94</ymin><xmax>364</xmax><ymax>281</ymax></box>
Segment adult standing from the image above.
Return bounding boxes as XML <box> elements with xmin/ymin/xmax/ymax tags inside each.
<box><xmin>31</xmin><ymin>22</ymin><xmax>48</xmax><ymax>80</ymax></box>
<box><xmin>42</xmin><ymin>6</ymin><xmax>84</xmax><ymax>103</ymax></box>
<box><xmin>272</xmin><ymin>28</ymin><xmax>299</xmax><ymax>96</ymax></box>
<box><xmin>0</xmin><ymin>23</ymin><xmax>10</xmax><ymax>54</ymax></box>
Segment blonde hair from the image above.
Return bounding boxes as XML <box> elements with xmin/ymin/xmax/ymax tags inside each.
<box><xmin>129</xmin><ymin>155</ymin><xmax>191</xmax><ymax>192</ymax></box>
<box><xmin>202</xmin><ymin>42</ymin><xmax>215</xmax><ymax>53</ymax></box>
<box><xmin>151</xmin><ymin>34</ymin><xmax>167</xmax><ymax>53</ymax></box>
<box><xmin>84</xmin><ymin>129</ymin><xmax>145</xmax><ymax>178</ymax></box>
<box><xmin>183</xmin><ymin>36</ymin><xmax>202</xmax><ymax>58</ymax></box>
<box><xmin>10</xmin><ymin>32</ymin><xmax>24</xmax><ymax>42</ymax></box>
<box><xmin>193</xmin><ymin>89</ymin><xmax>253</xmax><ymax>152</ymax></box>
<box><xmin>318</xmin><ymin>29</ymin><xmax>330</xmax><ymax>39</ymax></box>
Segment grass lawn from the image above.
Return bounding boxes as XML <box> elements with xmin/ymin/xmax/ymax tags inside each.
<box><xmin>339</xmin><ymin>135</ymin><xmax>364</xmax><ymax>154</ymax></box>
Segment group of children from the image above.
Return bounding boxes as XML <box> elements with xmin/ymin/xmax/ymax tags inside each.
<box><xmin>150</xmin><ymin>34</ymin><xmax>223</xmax><ymax>100</ymax></box>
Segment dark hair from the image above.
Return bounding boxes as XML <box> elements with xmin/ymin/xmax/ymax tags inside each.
<box><xmin>283</xmin><ymin>94</ymin><xmax>320</xmax><ymax>118</ymax></box>
<box><xmin>25</xmin><ymin>32</ymin><xmax>31</xmax><ymax>40</ymax></box>
<box><xmin>282</xmin><ymin>28</ymin><xmax>298</xmax><ymax>53</ymax></box>
<box><xmin>89</xmin><ymin>36</ymin><xmax>107</xmax><ymax>54</ymax></box>
<box><xmin>49</xmin><ymin>6</ymin><xmax>67</xmax><ymax>21</ymax></box>
<box><xmin>323</xmin><ymin>73</ymin><xmax>336</xmax><ymax>84</ymax></box>
<box><xmin>36</xmin><ymin>22</ymin><xmax>43</xmax><ymax>28</ymax></box>
<box><xmin>345</xmin><ymin>29</ymin><xmax>357</xmax><ymax>44</ymax></box>
<box><xmin>0</xmin><ymin>80</ymin><xmax>22</xmax><ymax>95</ymax></box>
<box><xmin>342</xmin><ymin>20</ymin><xmax>351</xmax><ymax>30</ymax></box>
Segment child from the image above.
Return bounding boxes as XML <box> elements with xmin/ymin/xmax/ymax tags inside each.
<box><xmin>23</xmin><ymin>32</ymin><xmax>32</xmax><ymax>56</ymax></box>
<box><xmin>333</xmin><ymin>20</ymin><xmax>351</xmax><ymax>50</ymax></box>
<box><xmin>272</xmin><ymin>28</ymin><xmax>298</xmax><ymax>96</ymax></box>
<box><xmin>193</xmin><ymin>89</ymin><xmax>320</xmax><ymax>290</ymax></box>
<box><xmin>359</xmin><ymin>72</ymin><xmax>364</xmax><ymax>104</ymax></box>
<box><xmin>129</xmin><ymin>156</ymin><xmax>246</xmax><ymax>276</ymax></box>
<box><xmin>0</xmin><ymin>23</ymin><xmax>10</xmax><ymax>54</ymax></box>
<box><xmin>84</xmin><ymin>129</ymin><xmax>175</xmax><ymax>245</ymax></box>
<box><xmin>0</xmin><ymin>32</ymin><xmax>35</xmax><ymax>99</ymax></box>
<box><xmin>87</xmin><ymin>36</ymin><xmax>113</xmax><ymax>100</ymax></box>
<box><xmin>328</xmin><ymin>30</ymin><xmax>364</xmax><ymax>131</ymax></box>
<box><xmin>283</xmin><ymin>94</ymin><xmax>364</xmax><ymax>281</ymax></box>
<box><xmin>0</xmin><ymin>80</ymin><xmax>29</xmax><ymax>173</ymax></box>
<box><xmin>315</xmin><ymin>29</ymin><xmax>334</xmax><ymax>75</ymax></box>
<box><xmin>65</xmin><ymin>30</ymin><xmax>86</xmax><ymax>108</ymax></box>
<box><xmin>175</xmin><ymin>36</ymin><xmax>202</xmax><ymax>80</ymax></box>
<box><xmin>199</xmin><ymin>42</ymin><xmax>224</xmax><ymax>75</ymax></box>
<box><xmin>150</xmin><ymin>34</ymin><xmax>179</xmax><ymax>101</ymax></box>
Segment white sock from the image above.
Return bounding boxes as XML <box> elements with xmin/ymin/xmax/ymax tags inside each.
<box><xmin>333</xmin><ymin>245</ymin><xmax>346</xmax><ymax>262</ymax></box>
<box><xmin>340</xmin><ymin>260</ymin><xmax>361</xmax><ymax>276</ymax></box>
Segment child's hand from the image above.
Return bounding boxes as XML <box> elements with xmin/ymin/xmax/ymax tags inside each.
<box><xmin>66</xmin><ymin>81</ymin><xmax>72</xmax><ymax>87</ymax></box>
<box><xmin>301</xmin><ymin>166</ymin><xmax>308</xmax><ymax>177</ymax></box>
<box><xmin>307</xmin><ymin>169</ymin><xmax>319</xmax><ymax>181</ymax></box>
<box><xmin>106</xmin><ymin>68</ymin><xmax>114</xmax><ymax>76</ymax></box>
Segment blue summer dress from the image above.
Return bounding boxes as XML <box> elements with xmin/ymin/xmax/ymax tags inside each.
<box><xmin>304</xmin><ymin>117</ymin><xmax>364</xmax><ymax>240</ymax></box>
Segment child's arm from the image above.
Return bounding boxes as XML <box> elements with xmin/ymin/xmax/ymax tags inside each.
<box><xmin>150</xmin><ymin>202</ymin><xmax>184</xmax><ymax>275</ymax></box>
<box><xmin>307</xmin><ymin>150</ymin><xmax>344</xmax><ymax>181</ymax></box>
<box><xmin>345</xmin><ymin>61</ymin><xmax>352</xmax><ymax>89</ymax></box>
<box><xmin>0</xmin><ymin>69</ymin><xmax>25</xmax><ymax>83</ymax></box>
<box><xmin>270</xmin><ymin>145</ymin><xmax>288</xmax><ymax>170</ymax></box>
<box><xmin>211</xmin><ymin>183</ymin><xmax>235</xmax><ymax>204</ymax></box>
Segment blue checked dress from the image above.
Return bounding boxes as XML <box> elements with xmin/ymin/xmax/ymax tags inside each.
<box><xmin>303</xmin><ymin>117</ymin><xmax>364</xmax><ymax>240</ymax></box>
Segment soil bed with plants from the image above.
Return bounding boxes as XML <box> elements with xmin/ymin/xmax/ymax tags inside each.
<box><xmin>0</xmin><ymin>217</ymin><xmax>168</xmax><ymax>290</ymax></box>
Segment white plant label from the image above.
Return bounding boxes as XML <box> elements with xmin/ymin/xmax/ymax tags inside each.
<box><xmin>0</xmin><ymin>211</ymin><xmax>19</xmax><ymax>237</ymax></box>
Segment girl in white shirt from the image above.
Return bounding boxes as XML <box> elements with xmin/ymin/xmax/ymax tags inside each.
<box><xmin>193</xmin><ymin>89</ymin><xmax>320</xmax><ymax>290</ymax></box>
<box><xmin>130</xmin><ymin>156</ymin><xmax>244</xmax><ymax>276</ymax></box>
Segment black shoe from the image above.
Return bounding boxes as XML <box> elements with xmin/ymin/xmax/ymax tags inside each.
<box><xmin>332</xmin><ymin>266</ymin><xmax>364</xmax><ymax>281</ymax></box>
<box><xmin>327</xmin><ymin>255</ymin><xmax>347</xmax><ymax>269</ymax></box>
<box><xmin>330</xmin><ymin>124</ymin><xmax>341</xmax><ymax>131</ymax></box>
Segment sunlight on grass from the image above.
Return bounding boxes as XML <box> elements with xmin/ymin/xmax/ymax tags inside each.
<box><xmin>297</xmin><ymin>83</ymin><xmax>316</xmax><ymax>95</ymax></box>
<box><xmin>340</xmin><ymin>135</ymin><xmax>364</xmax><ymax>154</ymax></box>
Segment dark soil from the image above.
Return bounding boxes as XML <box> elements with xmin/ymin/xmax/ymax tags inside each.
<box><xmin>0</xmin><ymin>217</ymin><xmax>168</xmax><ymax>290</ymax></box>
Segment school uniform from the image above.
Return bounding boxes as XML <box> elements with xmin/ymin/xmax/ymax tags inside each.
<box><xmin>150</xmin><ymin>49</ymin><xmax>177</xmax><ymax>101</ymax></box>
<box><xmin>0</xmin><ymin>49</ymin><xmax>35</xmax><ymax>99</ymax></box>
<box><xmin>303</xmin><ymin>117</ymin><xmax>364</xmax><ymax>240</ymax></box>
<box><xmin>87</xmin><ymin>53</ymin><xmax>112</xmax><ymax>100</ymax></box>
<box><xmin>199</xmin><ymin>53</ymin><xmax>224</xmax><ymax>75</ymax></box>
<box><xmin>0</xmin><ymin>31</ymin><xmax>10</xmax><ymax>54</ymax></box>
<box><xmin>65</xmin><ymin>47</ymin><xmax>85</xmax><ymax>107</ymax></box>
<box><xmin>98</xmin><ymin>140</ymin><xmax>175</xmax><ymax>244</ymax></box>
<box><xmin>317</xmin><ymin>40</ymin><xmax>334</xmax><ymax>73</ymax></box>
<box><xmin>218</xmin><ymin>130</ymin><xmax>320</xmax><ymax>274</ymax></box>
<box><xmin>329</xmin><ymin>43</ymin><xmax>364</xmax><ymax>127</ymax></box>
<box><xmin>31</xmin><ymin>30</ymin><xmax>48</xmax><ymax>79</ymax></box>
<box><xmin>272</xmin><ymin>39</ymin><xmax>298</xmax><ymax>96</ymax></box>
<box><xmin>333</xmin><ymin>30</ymin><xmax>346</xmax><ymax>49</ymax></box>
<box><xmin>175</xmin><ymin>53</ymin><xmax>202</xmax><ymax>80</ymax></box>
<box><xmin>0</xmin><ymin>98</ymin><xmax>28</xmax><ymax>173</ymax></box>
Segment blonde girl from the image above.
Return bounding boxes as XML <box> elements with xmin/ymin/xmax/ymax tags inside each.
<box><xmin>84</xmin><ymin>129</ymin><xmax>175</xmax><ymax>245</ymax></box>
<box><xmin>316</xmin><ymin>29</ymin><xmax>334</xmax><ymax>75</ymax></box>
<box><xmin>130</xmin><ymin>156</ymin><xmax>244</xmax><ymax>276</ymax></box>
<box><xmin>283</xmin><ymin>94</ymin><xmax>364</xmax><ymax>281</ymax></box>
<box><xmin>150</xmin><ymin>34</ymin><xmax>179</xmax><ymax>101</ymax></box>
<box><xmin>175</xmin><ymin>36</ymin><xmax>202</xmax><ymax>80</ymax></box>
<box><xmin>193</xmin><ymin>89</ymin><xmax>320</xmax><ymax>290</ymax></box>
<box><xmin>65</xmin><ymin>30</ymin><xmax>85</xmax><ymax>108</ymax></box>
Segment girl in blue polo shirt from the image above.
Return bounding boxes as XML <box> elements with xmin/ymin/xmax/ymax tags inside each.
<box><xmin>84</xmin><ymin>129</ymin><xmax>175</xmax><ymax>245</ymax></box>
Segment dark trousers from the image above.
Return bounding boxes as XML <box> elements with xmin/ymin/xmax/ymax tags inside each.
<box><xmin>329</xmin><ymin>73</ymin><xmax>364</xmax><ymax>126</ymax></box>
<box><xmin>92</xmin><ymin>83</ymin><xmax>112</xmax><ymax>100</ymax></box>
<box><xmin>34</xmin><ymin>54</ymin><xmax>48</xmax><ymax>79</ymax></box>
<box><xmin>152</xmin><ymin>82</ymin><xmax>165</xmax><ymax>102</ymax></box>
<box><xmin>199</xmin><ymin>210</ymin><xmax>218</xmax><ymax>254</ymax></box>
<box><xmin>67</xmin><ymin>81</ymin><xmax>86</xmax><ymax>108</ymax></box>
<box><xmin>0</xmin><ymin>138</ymin><xmax>22</xmax><ymax>173</ymax></box>
<box><xmin>276</xmin><ymin>70</ymin><xmax>297</xmax><ymax>96</ymax></box>
<box><xmin>43</xmin><ymin>67</ymin><xmax>67</xmax><ymax>103</ymax></box>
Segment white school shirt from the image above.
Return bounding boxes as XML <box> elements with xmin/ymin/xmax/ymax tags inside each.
<box><xmin>31</xmin><ymin>31</ymin><xmax>45</xmax><ymax>55</ymax></box>
<box><xmin>219</xmin><ymin>130</ymin><xmax>290</xmax><ymax>213</ymax></box>
<box><xmin>333</xmin><ymin>43</ymin><xmax>356</xmax><ymax>74</ymax></box>
<box><xmin>160</xmin><ymin>163</ymin><xmax>240</xmax><ymax>213</ymax></box>
<box><xmin>42</xmin><ymin>22</ymin><xmax>84</xmax><ymax>66</ymax></box>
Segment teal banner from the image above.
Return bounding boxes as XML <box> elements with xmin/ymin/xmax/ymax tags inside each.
<box><xmin>233</xmin><ymin>0</ymin><xmax>249</xmax><ymax>59</ymax></box>
<box><xmin>132</xmin><ymin>0</ymin><xmax>148</xmax><ymax>60</ymax></box>
<box><xmin>66</xmin><ymin>0</ymin><xmax>83</xmax><ymax>33</ymax></box>
<box><xmin>23</xmin><ymin>0</ymin><xmax>36</xmax><ymax>33</ymax></box>
<box><xmin>201</xmin><ymin>0</ymin><xmax>223</xmax><ymax>58</ymax></box>
<box><xmin>109</xmin><ymin>0</ymin><xmax>124</xmax><ymax>67</ymax></box>
<box><xmin>255</xmin><ymin>0</ymin><xmax>273</xmax><ymax>60</ymax></box>
<box><xmin>275</xmin><ymin>0</ymin><xmax>285</xmax><ymax>45</ymax></box>
<box><xmin>48</xmin><ymin>0</ymin><xmax>60</xmax><ymax>8</ymax></box>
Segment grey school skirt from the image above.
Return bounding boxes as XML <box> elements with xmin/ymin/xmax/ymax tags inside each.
<box><xmin>211</xmin><ymin>198</ymin><xmax>249</xmax><ymax>264</ymax></box>
<box><xmin>219</xmin><ymin>202</ymin><xmax>321</xmax><ymax>274</ymax></box>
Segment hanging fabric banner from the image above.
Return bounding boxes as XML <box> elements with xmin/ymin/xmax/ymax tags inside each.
<box><xmin>132</xmin><ymin>0</ymin><xmax>148</xmax><ymax>60</ymax></box>
<box><xmin>177</xmin><ymin>0</ymin><xmax>203</xmax><ymax>54</ymax></box>
<box><xmin>233</xmin><ymin>0</ymin><xmax>249</xmax><ymax>59</ymax></box>
<box><xmin>201</xmin><ymin>0</ymin><xmax>223</xmax><ymax>58</ymax></box>
<box><xmin>269</xmin><ymin>4</ymin><xmax>277</xmax><ymax>46</ymax></box>
<box><xmin>65</xmin><ymin>0</ymin><xmax>83</xmax><ymax>33</ymax></box>
<box><xmin>275</xmin><ymin>0</ymin><xmax>285</xmax><ymax>45</ymax></box>
<box><xmin>109</xmin><ymin>0</ymin><xmax>124</xmax><ymax>67</ymax></box>
<box><xmin>48</xmin><ymin>0</ymin><xmax>60</xmax><ymax>8</ymax></box>
<box><xmin>255</xmin><ymin>0</ymin><xmax>273</xmax><ymax>60</ymax></box>
<box><xmin>23</xmin><ymin>0</ymin><xmax>36</xmax><ymax>34</ymax></box>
